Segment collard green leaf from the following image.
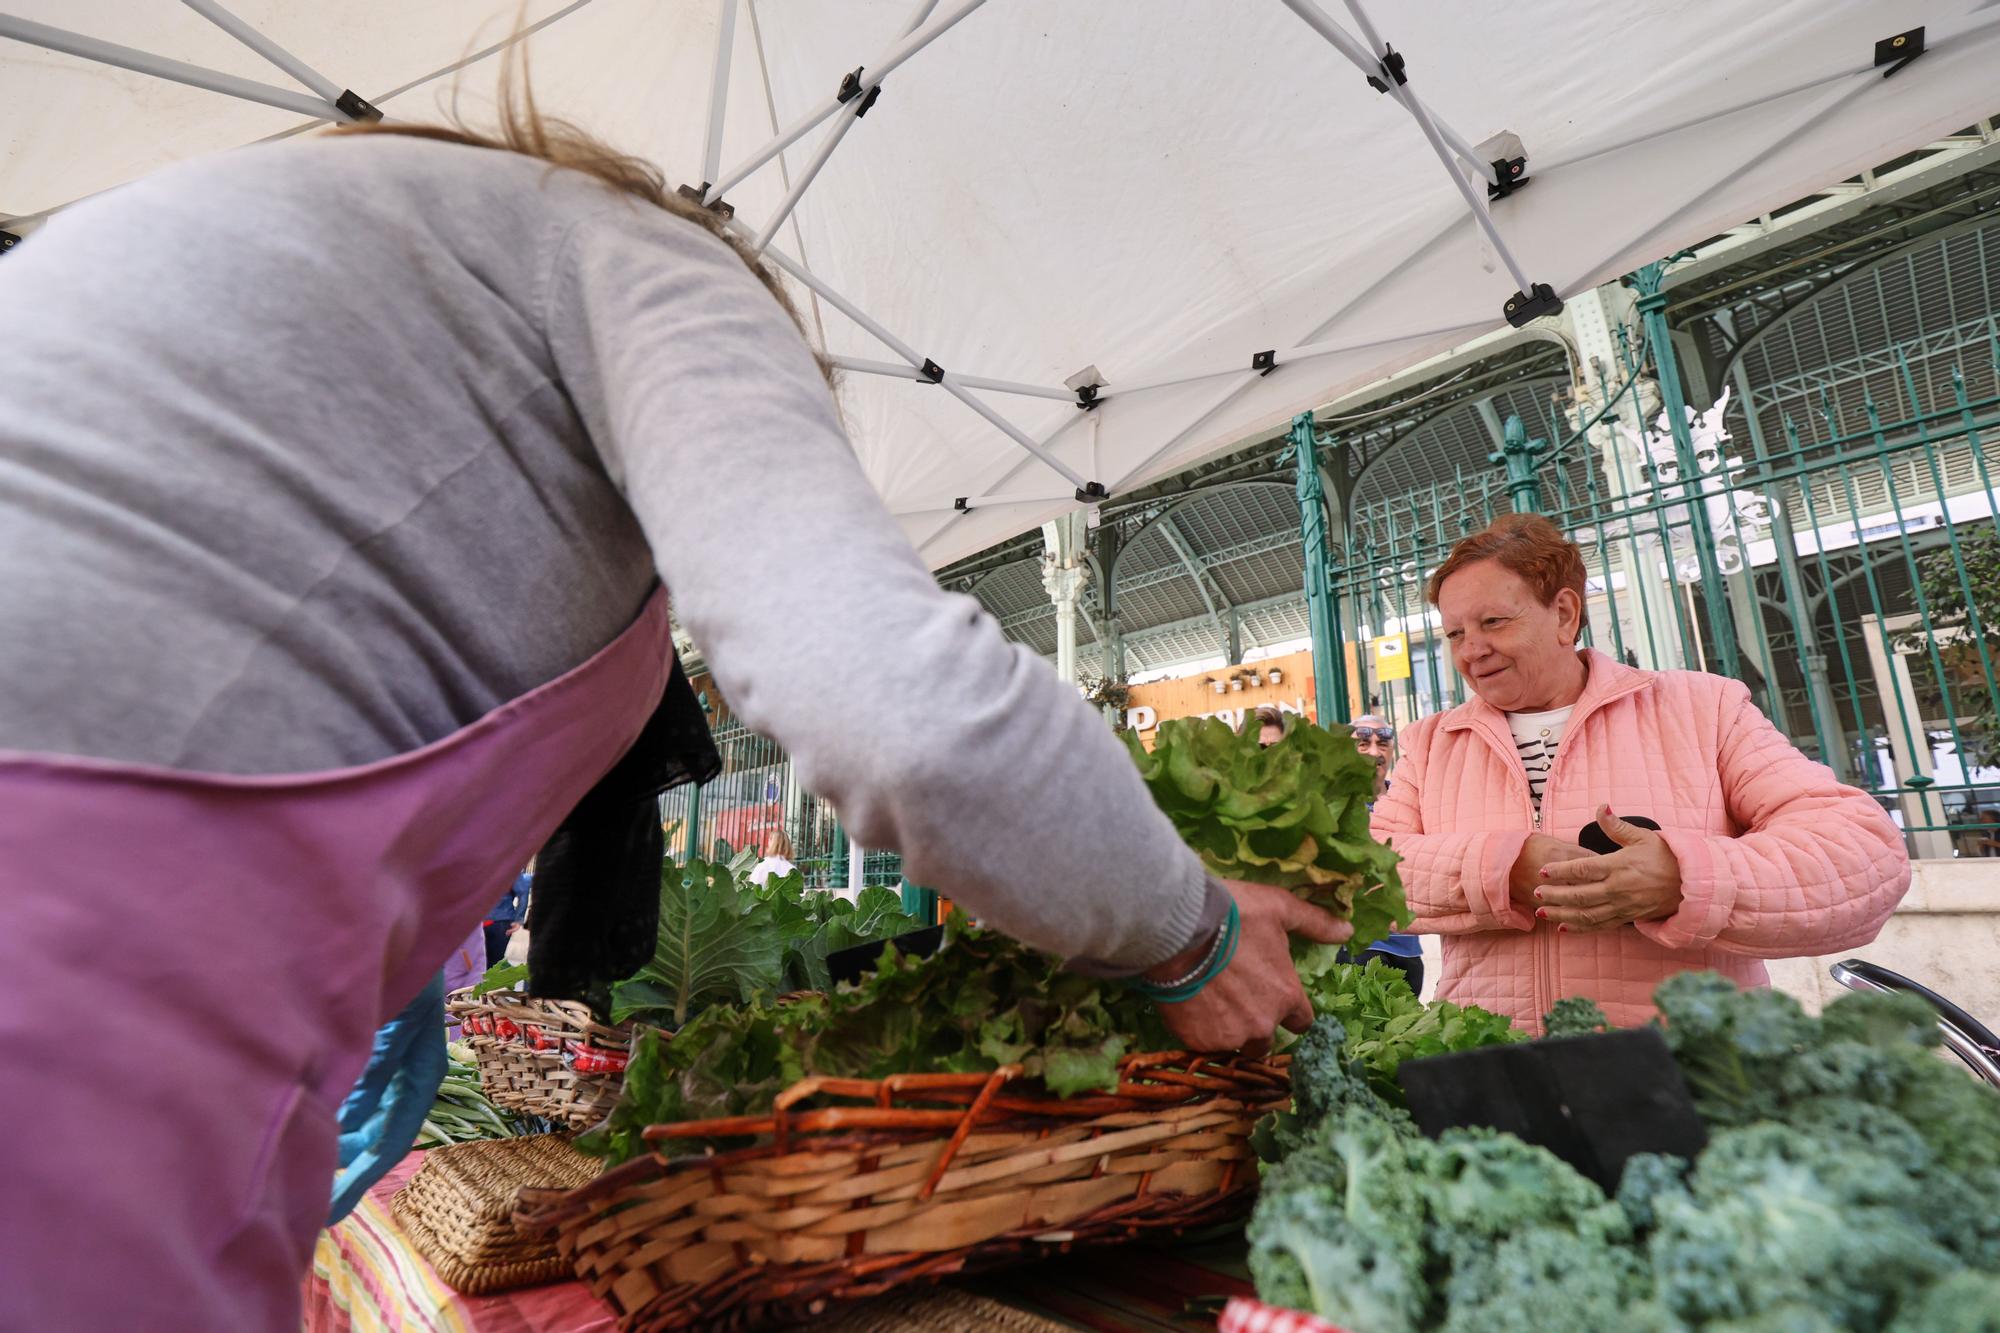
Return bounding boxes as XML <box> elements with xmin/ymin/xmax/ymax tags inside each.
<box><xmin>610</xmin><ymin>857</ymin><xmax>786</xmax><ymax>1029</ymax></box>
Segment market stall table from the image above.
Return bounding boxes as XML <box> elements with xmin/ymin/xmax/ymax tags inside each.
<box><xmin>306</xmin><ymin>1151</ymin><xmax>1253</xmax><ymax>1333</ymax></box>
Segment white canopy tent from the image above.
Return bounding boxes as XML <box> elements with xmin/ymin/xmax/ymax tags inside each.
<box><xmin>5</xmin><ymin>1</ymin><xmax>1998</xmax><ymax>570</ymax></box>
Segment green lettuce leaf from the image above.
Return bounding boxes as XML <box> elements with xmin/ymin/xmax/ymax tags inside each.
<box><xmin>1126</xmin><ymin>716</ymin><xmax>1412</xmax><ymax>950</ymax></box>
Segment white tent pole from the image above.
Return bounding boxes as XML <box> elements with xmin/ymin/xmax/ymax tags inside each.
<box><xmin>831</xmin><ymin>356</ymin><xmax>1072</xmax><ymax>402</ymax></box>
<box><xmin>1095</xmin><ymin>320</ymin><xmax>1476</xmax><ymax>401</ymax></box>
<box><xmin>755</xmin><ymin>238</ymin><xmax>1094</xmax><ymax>492</ymax></box>
<box><xmin>749</xmin><ymin>0</ymin><xmax>941</xmax><ymax>254</ymax></box>
<box><xmin>751</xmin><ymin>106</ymin><xmax>861</xmax><ymax>252</ymax></box>
<box><xmin>893</xmin><ymin>491</ymin><xmax>1078</xmax><ymax>516</ymax></box>
<box><xmin>705</xmin><ymin>0</ymin><xmax>988</xmax><ymax>205</ymax></box>
<box><xmin>1274</xmin><ymin>0</ymin><xmax>1494</xmax><ymax>187</ymax></box>
<box><xmin>179</xmin><ymin>0</ymin><xmax>343</xmax><ymax>103</ymax></box>
<box><xmin>700</xmin><ymin>0</ymin><xmax>739</xmax><ymax>188</ymax></box>
<box><xmin>0</xmin><ymin>13</ymin><xmax>341</xmax><ymax>120</ymax></box>
<box><xmin>1332</xmin><ymin>0</ymin><xmax>1533</xmax><ymax>292</ymax></box>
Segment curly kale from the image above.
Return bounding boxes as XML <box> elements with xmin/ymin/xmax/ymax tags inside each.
<box><xmin>1247</xmin><ymin>1106</ymin><xmax>1430</xmax><ymax>1333</ymax></box>
<box><xmin>1542</xmin><ymin>995</ymin><xmax>1611</xmax><ymax>1038</ymax></box>
<box><xmin>1650</xmin><ymin>1123</ymin><xmax>1957</xmax><ymax>1330</ymax></box>
<box><xmin>1885</xmin><ymin>1271</ymin><xmax>2000</xmax><ymax>1332</ymax></box>
<box><xmin>1615</xmin><ymin>1151</ymin><xmax>1692</xmax><ymax>1236</ymax></box>
<box><xmin>1437</xmin><ymin>1225</ymin><xmax>1670</xmax><ymax>1333</ymax></box>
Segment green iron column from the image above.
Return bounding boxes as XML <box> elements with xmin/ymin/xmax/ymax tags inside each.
<box><xmin>1290</xmin><ymin>412</ymin><xmax>1352</xmax><ymax>725</ymax></box>
<box><xmin>685</xmin><ymin>689</ymin><xmax>713</xmax><ymax>860</ymax></box>
<box><xmin>1490</xmin><ymin>414</ymin><xmax>1548</xmax><ymax>514</ymax></box>
<box><xmin>828</xmin><ymin>823</ymin><xmax>849</xmax><ymax>890</ymax></box>
<box><xmin>1627</xmin><ymin>260</ymin><xmax>1742</xmax><ymax>678</ymax></box>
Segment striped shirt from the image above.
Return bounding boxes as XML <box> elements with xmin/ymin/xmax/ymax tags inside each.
<box><xmin>1507</xmin><ymin>706</ymin><xmax>1574</xmax><ymax>814</ymax></box>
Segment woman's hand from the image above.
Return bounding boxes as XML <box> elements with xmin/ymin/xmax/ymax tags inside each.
<box><xmin>1534</xmin><ymin>806</ymin><xmax>1683</xmax><ymax>931</ymax></box>
<box><xmin>1153</xmin><ymin>879</ymin><xmax>1352</xmax><ymax>1058</ymax></box>
<box><xmin>1510</xmin><ymin>834</ymin><xmax>1591</xmax><ymax>908</ymax></box>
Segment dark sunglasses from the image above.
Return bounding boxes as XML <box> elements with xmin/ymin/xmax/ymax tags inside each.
<box><xmin>1578</xmin><ymin>814</ymin><xmax>1660</xmax><ymax>854</ymax></box>
<box><xmin>1351</xmin><ymin>726</ymin><xmax>1395</xmax><ymax>743</ymax></box>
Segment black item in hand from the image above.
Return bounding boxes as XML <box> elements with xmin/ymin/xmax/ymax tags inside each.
<box><xmin>1577</xmin><ymin>813</ymin><xmax>1659</xmax><ymax>855</ymax></box>
<box><xmin>1397</xmin><ymin>1027</ymin><xmax>1708</xmax><ymax>1190</ymax></box>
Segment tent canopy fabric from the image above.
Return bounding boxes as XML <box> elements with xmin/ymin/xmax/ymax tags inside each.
<box><xmin>6</xmin><ymin>0</ymin><xmax>1998</xmax><ymax>569</ymax></box>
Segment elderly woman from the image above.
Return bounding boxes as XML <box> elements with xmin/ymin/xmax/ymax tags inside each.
<box><xmin>1371</xmin><ymin>513</ymin><xmax>1910</xmax><ymax>1031</ymax></box>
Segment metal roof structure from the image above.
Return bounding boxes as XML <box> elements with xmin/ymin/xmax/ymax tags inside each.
<box><xmin>941</xmin><ymin>124</ymin><xmax>2000</xmax><ymax>678</ymax></box>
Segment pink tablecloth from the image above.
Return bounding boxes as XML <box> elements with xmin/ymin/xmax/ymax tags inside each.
<box><xmin>303</xmin><ymin>1150</ymin><xmax>615</xmax><ymax>1333</ymax></box>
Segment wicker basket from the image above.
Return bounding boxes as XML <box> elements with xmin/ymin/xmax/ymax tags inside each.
<box><xmin>391</xmin><ymin>1135</ymin><xmax>606</xmax><ymax>1294</ymax></box>
<box><xmin>446</xmin><ymin>987</ymin><xmax>635</xmax><ymax>1129</ymax></box>
<box><xmin>515</xmin><ymin>1050</ymin><xmax>1290</xmax><ymax>1331</ymax></box>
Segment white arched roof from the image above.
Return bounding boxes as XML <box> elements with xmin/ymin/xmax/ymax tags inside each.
<box><xmin>6</xmin><ymin>0</ymin><xmax>1997</xmax><ymax>567</ymax></box>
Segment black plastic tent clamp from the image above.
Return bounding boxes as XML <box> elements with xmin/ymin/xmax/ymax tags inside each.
<box><xmin>1505</xmin><ymin>283</ymin><xmax>1563</xmax><ymax>328</ymax></box>
<box><xmin>1875</xmin><ymin>27</ymin><xmax>1925</xmax><ymax>78</ymax></box>
<box><xmin>1074</xmin><ymin>383</ymin><xmax>1101</xmax><ymax>410</ymax></box>
<box><xmin>1488</xmin><ymin>156</ymin><xmax>1530</xmax><ymax>200</ymax></box>
<box><xmin>1365</xmin><ymin>46</ymin><xmax>1407</xmax><ymax>93</ymax></box>
<box><xmin>0</xmin><ymin>231</ymin><xmax>20</xmax><ymax>255</ymax></box>
<box><xmin>919</xmin><ymin>358</ymin><xmax>945</xmax><ymax>383</ymax></box>
<box><xmin>1075</xmin><ymin>482</ymin><xmax>1110</xmax><ymax>503</ymax></box>
<box><xmin>335</xmin><ymin>90</ymin><xmax>383</xmax><ymax>123</ymax></box>
<box><xmin>675</xmin><ymin>183</ymin><xmax>735</xmax><ymax>219</ymax></box>
<box><xmin>837</xmin><ymin>67</ymin><xmax>867</xmax><ymax>102</ymax></box>
<box><xmin>1251</xmin><ymin>349</ymin><xmax>1278</xmax><ymax>376</ymax></box>
<box><xmin>855</xmin><ymin>85</ymin><xmax>883</xmax><ymax>117</ymax></box>
<box><xmin>954</xmin><ymin>496</ymin><xmax>971</xmax><ymax>512</ymax></box>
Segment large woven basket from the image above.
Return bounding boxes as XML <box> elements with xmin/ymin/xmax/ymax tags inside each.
<box><xmin>515</xmin><ymin>1050</ymin><xmax>1290</xmax><ymax>1331</ymax></box>
<box><xmin>446</xmin><ymin>987</ymin><xmax>635</xmax><ymax>1129</ymax></box>
<box><xmin>391</xmin><ymin>1135</ymin><xmax>606</xmax><ymax>1294</ymax></box>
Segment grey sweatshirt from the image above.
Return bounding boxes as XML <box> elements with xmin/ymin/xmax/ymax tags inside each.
<box><xmin>0</xmin><ymin>135</ymin><xmax>1217</xmax><ymax>971</ymax></box>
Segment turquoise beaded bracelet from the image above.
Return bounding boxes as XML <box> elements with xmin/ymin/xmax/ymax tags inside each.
<box><xmin>1130</xmin><ymin>899</ymin><xmax>1240</xmax><ymax>1005</ymax></box>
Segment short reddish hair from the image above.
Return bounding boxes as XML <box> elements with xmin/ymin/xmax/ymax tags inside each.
<box><xmin>1426</xmin><ymin>513</ymin><xmax>1589</xmax><ymax>632</ymax></box>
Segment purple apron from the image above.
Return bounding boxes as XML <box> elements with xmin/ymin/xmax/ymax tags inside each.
<box><xmin>0</xmin><ymin>591</ymin><xmax>672</xmax><ymax>1329</ymax></box>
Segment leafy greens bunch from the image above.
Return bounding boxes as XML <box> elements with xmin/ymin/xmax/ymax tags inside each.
<box><xmin>1248</xmin><ymin>974</ymin><xmax>2000</xmax><ymax>1331</ymax></box>
<box><xmin>560</xmin><ymin>855</ymin><xmax>923</xmax><ymax>1029</ymax></box>
<box><xmin>1124</xmin><ymin>716</ymin><xmax>1410</xmax><ymax>951</ymax></box>
<box><xmin>1285</xmin><ymin>955</ymin><xmax>1524</xmax><ymax>1105</ymax></box>
<box><xmin>578</xmin><ymin>912</ymin><xmax>1175</xmax><ymax>1165</ymax></box>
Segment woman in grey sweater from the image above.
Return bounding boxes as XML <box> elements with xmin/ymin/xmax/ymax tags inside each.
<box><xmin>0</xmin><ymin>110</ymin><xmax>1344</xmax><ymax>1324</ymax></box>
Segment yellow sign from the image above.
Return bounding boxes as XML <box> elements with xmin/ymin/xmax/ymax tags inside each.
<box><xmin>1374</xmin><ymin>632</ymin><xmax>1412</xmax><ymax>682</ymax></box>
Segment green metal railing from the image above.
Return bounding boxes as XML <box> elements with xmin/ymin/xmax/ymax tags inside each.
<box><xmin>1319</xmin><ymin>314</ymin><xmax>2000</xmax><ymax>859</ymax></box>
<box><xmin>657</xmin><ymin>718</ymin><xmax>905</xmax><ymax>888</ymax></box>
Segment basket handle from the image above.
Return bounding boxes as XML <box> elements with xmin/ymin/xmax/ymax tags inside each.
<box><xmin>917</xmin><ymin>1066</ymin><xmax>1018</xmax><ymax>1202</ymax></box>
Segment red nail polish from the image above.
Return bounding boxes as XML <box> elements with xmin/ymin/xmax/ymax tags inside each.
<box><xmin>1558</xmin><ymin>924</ymin><xmax>1569</xmax><ymax>933</ymax></box>
<box><xmin>1539</xmin><ymin>869</ymin><xmax>1549</xmax><ymax>879</ymax></box>
<box><xmin>1535</xmin><ymin>908</ymin><xmax>1548</xmax><ymax>920</ymax></box>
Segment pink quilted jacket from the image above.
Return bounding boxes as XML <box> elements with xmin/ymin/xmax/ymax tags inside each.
<box><xmin>1371</xmin><ymin>649</ymin><xmax>1911</xmax><ymax>1034</ymax></box>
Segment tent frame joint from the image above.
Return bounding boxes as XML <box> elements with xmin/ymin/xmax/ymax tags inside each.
<box><xmin>1074</xmin><ymin>383</ymin><xmax>1101</xmax><ymax>410</ymax></box>
<box><xmin>1251</xmin><ymin>349</ymin><xmax>1279</xmax><ymax>377</ymax></box>
<box><xmin>676</xmin><ymin>183</ymin><xmax>735</xmax><ymax>220</ymax></box>
<box><xmin>920</xmin><ymin>357</ymin><xmax>946</xmax><ymax>383</ymax></box>
<box><xmin>1487</xmin><ymin>155</ymin><xmax>1529</xmax><ymax>199</ymax></box>
<box><xmin>1874</xmin><ymin>27</ymin><xmax>1925</xmax><ymax>78</ymax></box>
<box><xmin>1504</xmin><ymin>282</ymin><xmax>1564</xmax><ymax>328</ymax></box>
<box><xmin>335</xmin><ymin>90</ymin><xmax>383</xmax><ymax>123</ymax></box>
<box><xmin>1075</xmin><ymin>482</ymin><xmax>1110</xmax><ymax>504</ymax></box>
<box><xmin>1364</xmin><ymin>44</ymin><xmax>1406</xmax><ymax>93</ymax></box>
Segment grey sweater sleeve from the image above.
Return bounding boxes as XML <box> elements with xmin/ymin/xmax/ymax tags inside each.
<box><xmin>546</xmin><ymin>205</ymin><xmax>1217</xmax><ymax>971</ymax></box>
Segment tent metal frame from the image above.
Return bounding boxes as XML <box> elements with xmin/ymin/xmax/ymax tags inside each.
<box><xmin>0</xmin><ymin>0</ymin><xmax>1986</xmax><ymax>541</ymax></box>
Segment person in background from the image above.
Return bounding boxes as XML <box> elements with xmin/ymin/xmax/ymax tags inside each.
<box><xmin>1252</xmin><ymin>704</ymin><xmax>1287</xmax><ymax>748</ymax></box>
<box><xmin>485</xmin><ymin>863</ymin><xmax>531</xmax><ymax>968</ymax></box>
<box><xmin>748</xmin><ymin>828</ymin><xmax>797</xmax><ymax>886</ymax></box>
<box><xmin>1372</xmin><ymin>513</ymin><xmax>1910</xmax><ymax>1032</ymax></box>
<box><xmin>1346</xmin><ymin>713</ymin><xmax>1425</xmax><ymax>996</ymax></box>
<box><xmin>441</xmin><ymin>924</ymin><xmax>487</xmax><ymax>1038</ymax></box>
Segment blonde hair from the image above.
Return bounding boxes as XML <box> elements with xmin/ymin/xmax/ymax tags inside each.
<box><xmin>762</xmin><ymin>828</ymin><xmax>795</xmax><ymax>860</ymax></box>
<box><xmin>325</xmin><ymin>71</ymin><xmax>829</xmax><ymax>381</ymax></box>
